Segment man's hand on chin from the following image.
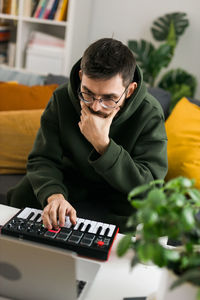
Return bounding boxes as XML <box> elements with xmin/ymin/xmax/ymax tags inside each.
<box><xmin>78</xmin><ymin>102</ymin><xmax>120</xmax><ymax>154</ymax></box>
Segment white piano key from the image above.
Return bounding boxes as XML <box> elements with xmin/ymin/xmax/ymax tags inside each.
<box><xmin>29</xmin><ymin>209</ymin><xmax>41</xmax><ymax>221</ymax></box>
<box><xmin>17</xmin><ymin>207</ymin><xmax>32</xmax><ymax>219</ymax></box>
<box><xmin>37</xmin><ymin>215</ymin><xmax>42</xmax><ymax>223</ymax></box>
<box><xmin>107</xmin><ymin>224</ymin><xmax>116</xmax><ymax>237</ymax></box>
<box><xmin>64</xmin><ymin>216</ymin><xmax>72</xmax><ymax>228</ymax></box>
<box><xmin>81</xmin><ymin>219</ymin><xmax>92</xmax><ymax>232</ymax></box>
<box><xmin>93</xmin><ymin>222</ymin><xmax>103</xmax><ymax>234</ymax></box>
<box><xmin>99</xmin><ymin>223</ymin><xmax>110</xmax><ymax>236</ymax></box>
<box><xmin>73</xmin><ymin>218</ymin><xmax>84</xmax><ymax>230</ymax></box>
<box><xmin>88</xmin><ymin>221</ymin><xmax>98</xmax><ymax>233</ymax></box>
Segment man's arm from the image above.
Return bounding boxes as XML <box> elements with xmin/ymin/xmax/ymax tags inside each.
<box><xmin>27</xmin><ymin>96</ymin><xmax>76</xmax><ymax>228</ymax></box>
<box><xmin>79</xmin><ymin>103</ymin><xmax>167</xmax><ymax>195</ymax></box>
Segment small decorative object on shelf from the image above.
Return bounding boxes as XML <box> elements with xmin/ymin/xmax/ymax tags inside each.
<box><xmin>0</xmin><ymin>22</ymin><xmax>10</xmax><ymax>64</ymax></box>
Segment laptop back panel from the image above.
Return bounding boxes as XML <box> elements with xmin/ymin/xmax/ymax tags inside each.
<box><xmin>0</xmin><ymin>235</ymin><xmax>77</xmax><ymax>300</ymax></box>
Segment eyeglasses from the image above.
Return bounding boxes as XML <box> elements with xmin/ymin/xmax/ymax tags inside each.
<box><xmin>78</xmin><ymin>85</ymin><xmax>128</xmax><ymax>109</ymax></box>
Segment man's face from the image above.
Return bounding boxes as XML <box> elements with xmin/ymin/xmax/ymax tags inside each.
<box><xmin>79</xmin><ymin>71</ymin><xmax>137</xmax><ymax>118</ymax></box>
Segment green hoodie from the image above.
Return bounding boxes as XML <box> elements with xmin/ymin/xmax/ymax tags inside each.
<box><xmin>27</xmin><ymin>59</ymin><xmax>168</xmax><ymax>231</ymax></box>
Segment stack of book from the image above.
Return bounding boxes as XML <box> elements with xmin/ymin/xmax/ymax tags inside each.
<box><xmin>24</xmin><ymin>0</ymin><xmax>69</xmax><ymax>21</ymax></box>
<box><xmin>0</xmin><ymin>0</ymin><xmax>18</xmax><ymax>15</ymax></box>
<box><xmin>25</xmin><ymin>31</ymin><xmax>65</xmax><ymax>74</ymax></box>
<box><xmin>0</xmin><ymin>23</ymin><xmax>10</xmax><ymax>64</ymax></box>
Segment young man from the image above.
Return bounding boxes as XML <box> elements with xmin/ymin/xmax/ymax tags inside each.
<box><xmin>8</xmin><ymin>38</ymin><xmax>168</xmax><ymax>232</ymax></box>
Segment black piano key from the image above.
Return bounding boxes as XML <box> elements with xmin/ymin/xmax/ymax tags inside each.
<box><xmin>78</xmin><ymin>222</ymin><xmax>84</xmax><ymax>231</ymax></box>
<box><xmin>105</xmin><ymin>227</ymin><xmax>110</xmax><ymax>236</ymax></box>
<box><xmin>96</xmin><ymin>226</ymin><xmax>102</xmax><ymax>235</ymax></box>
<box><xmin>34</xmin><ymin>213</ymin><xmax>41</xmax><ymax>222</ymax></box>
<box><xmin>26</xmin><ymin>211</ymin><xmax>35</xmax><ymax>221</ymax></box>
<box><xmin>85</xmin><ymin>224</ymin><xmax>91</xmax><ymax>232</ymax></box>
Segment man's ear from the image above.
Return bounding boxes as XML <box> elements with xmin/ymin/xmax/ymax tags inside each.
<box><xmin>126</xmin><ymin>82</ymin><xmax>137</xmax><ymax>98</ymax></box>
<box><xmin>79</xmin><ymin>70</ymin><xmax>82</xmax><ymax>80</ymax></box>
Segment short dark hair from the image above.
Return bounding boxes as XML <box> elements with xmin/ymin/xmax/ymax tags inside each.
<box><xmin>81</xmin><ymin>38</ymin><xmax>136</xmax><ymax>87</ymax></box>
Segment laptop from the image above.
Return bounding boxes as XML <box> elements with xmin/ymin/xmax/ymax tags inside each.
<box><xmin>0</xmin><ymin>235</ymin><xmax>101</xmax><ymax>300</ymax></box>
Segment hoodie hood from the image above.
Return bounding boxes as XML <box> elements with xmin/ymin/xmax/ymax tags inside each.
<box><xmin>68</xmin><ymin>58</ymin><xmax>147</xmax><ymax>125</ymax></box>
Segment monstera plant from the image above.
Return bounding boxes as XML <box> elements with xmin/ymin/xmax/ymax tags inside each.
<box><xmin>128</xmin><ymin>12</ymin><xmax>197</xmax><ymax>110</ymax></box>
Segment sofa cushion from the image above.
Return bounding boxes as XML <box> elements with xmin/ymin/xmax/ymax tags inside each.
<box><xmin>0</xmin><ymin>109</ymin><xmax>43</xmax><ymax>174</ymax></box>
<box><xmin>45</xmin><ymin>73</ymin><xmax>68</xmax><ymax>85</ymax></box>
<box><xmin>148</xmin><ymin>87</ymin><xmax>171</xmax><ymax>120</ymax></box>
<box><xmin>165</xmin><ymin>97</ymin><xmax>200</xmax><ymax>188</ymax></box>
<box><xmin>0</xmin><ymin>174</ymin><xmax>24</xmax><ymax>205</ymax></box>
<box><xmin>0</xmin><ymin>83</ymin><xmax>58</xmax><ymax>111</ymax></box>
<box><xmin>0</xmin><ymin>66</ymin><xmax>45</xmax><ymax>86</ymax></box>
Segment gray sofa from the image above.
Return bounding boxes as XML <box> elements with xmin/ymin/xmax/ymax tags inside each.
<box><xmin>0</xmin><ymin>67</ymin><xmax>172</xmax><ymax>206</ymax></box>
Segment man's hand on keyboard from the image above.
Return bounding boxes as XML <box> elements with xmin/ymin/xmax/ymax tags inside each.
<box><xmin>42</xmin><ymin>194</ymin><xmax>77</xmax><ymax>230</ymax></box>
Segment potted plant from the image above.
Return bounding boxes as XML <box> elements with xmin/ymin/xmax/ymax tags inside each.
<box><xmin>117</xmin><ymin>177</ymin><xmax>200</xmax><ymax>300</ymax></box>
<box><xmin>128</xmin><ymin>12</ymin><xmax>197</xmax><ymax>110</ymax></box>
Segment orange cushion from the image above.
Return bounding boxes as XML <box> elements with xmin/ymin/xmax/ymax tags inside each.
<box><xmin>0</xmin><ymin>83</ymin><xmax>58</xmax><ymax>111</ymax></box>
<box><xmin>0</xmin><ymin>109</ymin><xmax>43</xmax><ymax>174</ymax></box>
<box><xmin>165</xmin><ymin>97</ymin><xmax>200</xmax><ymax>188</ymax></box>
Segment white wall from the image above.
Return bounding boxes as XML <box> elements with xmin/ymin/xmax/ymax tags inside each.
<box><xmin>88</xmin><ymin>0</ymin><xmax>200</xmax><ymax>99</ymax></box>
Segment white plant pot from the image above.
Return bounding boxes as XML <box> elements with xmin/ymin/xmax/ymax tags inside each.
<box><xmin>156</xmin><ymin>268</ymin><xmax>198</xmax><ymax>300</ymax></box>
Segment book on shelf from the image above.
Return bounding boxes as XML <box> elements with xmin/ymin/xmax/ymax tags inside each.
<box><xmin>28</xmin><ymin>31</ymin><xmax>65</xmax><ymax>48</ymax></box>
<box><xmin>31</xmin><ymin>0</ymin><xmax>68</xmax><ymax>21</ymax></box>
<box><xmin>43</xmin><ymin>0</ymin><xmax>54</xmax><ymax>19</ymax></box>
<box><xmin>1</xmin><ymin>0</ymin><xmax>11</xmax><ymax>14</ymax></box>
<box><xmin>7</xmin><ymin>41</ymin><xmax>16</xmax><ymax>67</ymax></box>
<box><xmin>48</xmin><ymin>0</ymin><xmax>59</xmax><ymax>20</ymax></box>
<box><xmin>54</xmin><ymin>0</ymin><xmax>68</xmax><ymax>21</ymax></box>
<box><xmin>0</xmin><ymin>0</ymin><xmax>18</xmax><ymax>15</ymax></box>
<box><xmin>10</xmin><ymin>0</ymin><xmax>18</xmax><ymax>15</ymax></box>
<box><xmin>38</xmin><ymin>0</ymin><xmax>48</xmax><ymax>18</ymax></box>
<box><xmin>23</xmin><ymin>0</ymin><xmax>32</xmax><ymax>17</ymax></box>
<box><xmin>31</xmin><ymin>0</ymin><xmax>40</xmax><ymax>17</ymax></box>
<box><xmin>33</xmin><ymin>0</ymin><xmax>43</xmax><ymax>18</ymax></box>
<box><xmin>0</xmin><ymin>23</ymin><xmax>10</xmax><ymax>64</ymax></box>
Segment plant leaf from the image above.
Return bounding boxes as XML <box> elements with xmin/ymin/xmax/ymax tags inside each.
<box><xmin>187</xmin><ymin>189</ymin><xmax>200</xmax><ymax>203</ymax></box>
<box><xmin>117</xmin><ymin>234</ymin><xmax>132</xmax><ymax>257</ymax></box>
<box><xmin>151</xmin><ymin>12</ymin><xmax>189</xmax><ymax>42</ymax></box>
<box><xmin>158</xmin><ymin>69</ymin><xmax>197</xmax><ymax>109</ymax></box>
<box><xmin>128</xmin><ymin>39</ymin><xmax>155</xmax><ymax>84</ymax></box>
<box><xmin>181</xmin><ymin>207</ymin><xmax>195</xmax><ymax>230</ymax></box>
<box><xmin>128</xmin><ymin>183</ymin><xmax>150</xmax><ymax>200</ymax></box>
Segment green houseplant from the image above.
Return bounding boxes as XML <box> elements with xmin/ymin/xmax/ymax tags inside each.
<box><xmin>128</xmin><ymin>12</ymin><xmax>197</xmax><ymax>110</ymax></box>
<box><xmin>117</xmin><ymin>177</ymin><xmax>200</xmax><ymax>299</ymax></box>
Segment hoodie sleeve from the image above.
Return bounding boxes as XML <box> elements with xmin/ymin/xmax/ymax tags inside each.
<box><xmin>88</xmin><ymin>114</ymin><xmax>168</xmax><ymax>195</ymax></box>
<box><xmin>27</xmin><ymin>95</ymin><xmax>69</xmax><ymax>208</ymax></box>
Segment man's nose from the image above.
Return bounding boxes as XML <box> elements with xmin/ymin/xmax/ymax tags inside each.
<box><xmin>90</xmin><ymin>98</ymin><xmax>102</xmax><ymax>111</ymax></box>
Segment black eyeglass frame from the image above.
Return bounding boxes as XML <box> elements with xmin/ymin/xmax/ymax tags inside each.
<box><xmin>77</xmin><ymin>85</ymin><xmax>129</xmax><ymax>109</ymax></box>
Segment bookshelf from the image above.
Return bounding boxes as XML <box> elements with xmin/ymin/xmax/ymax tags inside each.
<box><xmin>0</xmin><ymin>0</ymin><xmax>93</xmax><ymax>75</ymax></box>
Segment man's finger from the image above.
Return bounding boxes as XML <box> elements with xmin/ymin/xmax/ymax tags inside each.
<box><xmin>42</xmin><ymin>209</ymin><xmax>52</xmax><ymax>230</ymax></box>
<box><xmin>68</xmin><ymin>208</ymin><xmax>77</xmax><ymax>225</ymax></box>
<box><xmin>49</xmin><ymin>205</ymin><xmax>59</xmax><ymax>229</ymax></box>
<box><xmin>58</xmin><ymin>205</ymin><xmax>66</xmax><ymax>227</ymax></box>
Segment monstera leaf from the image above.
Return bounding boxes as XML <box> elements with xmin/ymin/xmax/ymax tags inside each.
<box><xmin>158</xmin><ymin>69</ymin><xmax>197</xmax><ymax>110</ymax></box>
<box><xmin>128</xmin><ymin>40</ymin><xmax>155</xmax><ymax>83</ymax></box>
<box><xmin>151</xmin><ymin>12</ymin><xmax>189</xmax><ymax>42</ymax></box>
<box><xmin>128</xmin><ymin>40</ymin><xmax>172</xmax><ymax>85</ymax></box>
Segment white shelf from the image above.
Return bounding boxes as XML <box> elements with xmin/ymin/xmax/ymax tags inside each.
<box><xmin>21</xmin><ymin>16</ymin><xmax>67</xmax><ymax>26</ymax></box>
<box><xmin>0</xmin><ymin>0</ymin><xmax>92</xmax><ymax>76</ymax></box>
<box><xmin>0</xmin><ymin>13</ymin><xmax>19</xmax><ymax>20</ymax></box>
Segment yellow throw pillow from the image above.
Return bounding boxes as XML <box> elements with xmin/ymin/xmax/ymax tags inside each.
<box><xmin>0</xmin><ymin>83</ymin><xmax>58</xmax><ymax>111</ymax></box>
<box><xmin>0</xmin><ymin>109</ymin><xmax>43</xmax><ymax>174</ymax></box>
<box><xmin>165</xmin><ymin>97</ymin><xmax>200</xmax><ymax>188</ymax></box>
